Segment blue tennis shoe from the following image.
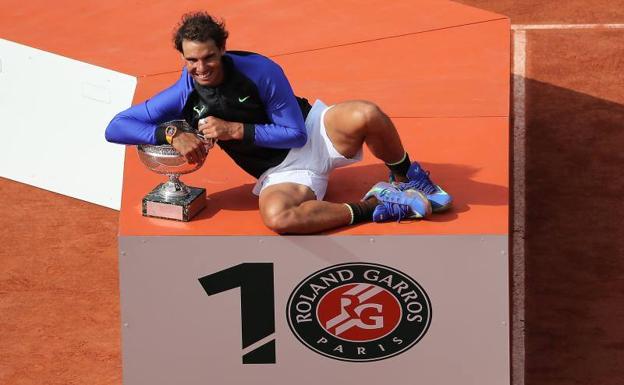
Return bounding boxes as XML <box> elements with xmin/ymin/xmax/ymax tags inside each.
<box><xmin>363</xmin><ymin>182</ymin><xmax>431</xmax><ymax>222</ymax></box>
<box><xmin>393</xmin><ymin>162</ymin><xmax>452</xmax><ymax>212</ymax></box>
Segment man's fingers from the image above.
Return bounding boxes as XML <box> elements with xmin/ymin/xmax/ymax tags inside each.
<box><xmin>172</xmin><ymin>132</ymin><xmax>208</xmax><ymax>164</ymax></box>
<box><xmin>196</xmin><ymin>139</ymin><xmax>208</xmax><ymax>156</ymax></box>
<box><xmin>185</xmin><ymin>143</ymin><xmax>205</xmax><ymax>164</ymax></box>
<box><xmin>194</xmin><ymin>147</ymin><xmax>204</xmax><ymax>163</ymax></box>
<box><xmin>200</xmin><ymin>127</ymin><xmax>216</xmax><ymax>139</ymax></box>
<box><xmin>187</xmin><ymin>147</ymin><xmax>204</xmax><ymax>164</ymax></box>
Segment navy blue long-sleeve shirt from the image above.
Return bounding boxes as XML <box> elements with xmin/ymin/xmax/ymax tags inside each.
<box><xmin>105</xmin><ymin>51</ymin><xmax>311</xmax><ymax>178</ymax></box>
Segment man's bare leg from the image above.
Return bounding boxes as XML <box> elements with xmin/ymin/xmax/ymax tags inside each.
<box><xmin>259</xmin><ymin>183</ymin><xmax>358</xmax><ymax>234</ymax></box>
<box><xmin>324</xmin><ymin>100</ymin><xmax>409</xmax><ymax>182</ymax></box>
<box><xmin>259</xmin><ymin>100</ymin><xmax>410</xmax><ymax>234</ymax></box>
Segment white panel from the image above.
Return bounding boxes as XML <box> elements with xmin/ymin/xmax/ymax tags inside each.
<box><xmin>0</xmin><ymin>39</ymin><xmax>136</xmax><ymax>209</ymax></box>
<box><xmin>119</xmin><ymin>235</ymin><xmax>509</xmax><ymax>385</ymax></box>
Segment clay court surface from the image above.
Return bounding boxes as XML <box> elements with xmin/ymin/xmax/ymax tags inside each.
<box><xmin>2</xmin><ymin>1</ymin><xmax>624</xmax><ymax>384</ymax></box>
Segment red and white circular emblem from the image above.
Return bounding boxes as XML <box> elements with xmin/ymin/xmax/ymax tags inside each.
<box><xmin>287</xmin><ymin>262</ymin><xmax>432</xmax><ymax>362</ymax></box>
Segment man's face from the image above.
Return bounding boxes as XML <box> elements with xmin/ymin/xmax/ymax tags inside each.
<box><xmin>181</xmin><ymin>39</ymin><xmax>225</xmax><ymax>87</ymax></box>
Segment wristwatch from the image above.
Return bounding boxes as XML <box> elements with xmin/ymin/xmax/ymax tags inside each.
<box><xmin>165</xmin><ymin>125</ymin><xmax>177</xmax><ymax>144</ymax></box>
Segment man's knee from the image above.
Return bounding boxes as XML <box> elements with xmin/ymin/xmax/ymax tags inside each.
<box><xmin>348</xmin><ymin>100</ymin><xmax>384</xmax><ymax>129</ymax></box>
<box><xmin>262</xmin><ymin>209</ymin><xmax>297</xmax><ymax>234</ymax></box>
<box><xmin>259</xmin><ymin>184</ymin><xmax>316</xmax><ymax>234</ymax></box>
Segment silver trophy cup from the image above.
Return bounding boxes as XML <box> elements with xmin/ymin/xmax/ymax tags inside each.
<box><xmin>137</xmin><ymin>120</ymin><xmax>213</xmax><ymax>222</ymax></box>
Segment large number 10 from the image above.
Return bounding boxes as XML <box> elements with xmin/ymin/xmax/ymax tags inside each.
<box><xmin>198</xmin><ymin>263</ymin><xmax>276</xmax><ymax>364</ymax></box>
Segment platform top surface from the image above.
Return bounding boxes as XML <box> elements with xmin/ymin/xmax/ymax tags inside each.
<box><xmin>0</xmin><ymin>0</ymin><xmax>506</xmax><ymax>75</ymax></box>
<box><xmin>0</xmin><ymin>0</ymin><xmax>510</xmax><ymax>236</ymax></box>
<box><xmin>98</xmin><ymin>2</ymin><xmax>512</xmax><ymax>237</ymax></box>
<box><xmin>119</xmin><ymin>116</ymin><xmax>509</xmax><ymax>236</ymax></box>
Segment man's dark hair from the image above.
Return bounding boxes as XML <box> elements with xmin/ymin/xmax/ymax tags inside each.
<box><xmin>173</xmin><ymin>12</ymin><xmax>229</xmax><ymax>52</ymax></box>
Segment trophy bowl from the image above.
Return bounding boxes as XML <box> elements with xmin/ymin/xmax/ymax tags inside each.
<box><xmin>137</xmin><ymin>120</ymin><xmax>214</xmax><ymax>221</ymax></box>
<box><xmin>137</xmin><ymin>144</ymin><xmax>206</xmax><ymax>175</ymax></box>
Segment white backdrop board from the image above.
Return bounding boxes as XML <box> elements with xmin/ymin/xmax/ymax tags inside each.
<box><xmin>119</xmin><ymin>235</ymin><xmax>510</xmax><ymax>385</ymax></box>
<box><xmin>0</xmin><ymin>39</ymin><xmax>136</xmax><ymax>209</ymax></box>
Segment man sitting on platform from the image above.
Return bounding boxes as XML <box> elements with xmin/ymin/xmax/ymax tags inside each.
<box><xmin>105</xmin><ymin>11</ymin><xmax>452</xmax><ymax>234</ymax></box>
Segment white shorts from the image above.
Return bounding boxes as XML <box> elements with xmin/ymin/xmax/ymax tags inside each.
<box><xmin>252</xmin><ymin>100</ymin><xmax>363</xmax><ymax>200</ymax></box>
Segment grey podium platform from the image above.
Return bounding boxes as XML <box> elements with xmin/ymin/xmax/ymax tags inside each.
<box><xmin>115</xmin><ymin>1</ymin><xmax>510</xmax><ymax>384</ymax></box>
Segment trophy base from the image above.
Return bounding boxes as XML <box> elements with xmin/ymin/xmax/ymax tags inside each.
<box><xmin>142</xmin><ymin>184</ymin><xmax>206</xmax><ymax>222</ymax></box>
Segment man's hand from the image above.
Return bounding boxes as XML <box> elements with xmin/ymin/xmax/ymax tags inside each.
<box><xmin>198</xmin><ymin>116</ymin><xmax>243</xmax><ymax>141</ymax></box>
<box><xmin>171</xmin><ymin>131</ymin><xmax>207</xmax><ymax>164</ymax></box>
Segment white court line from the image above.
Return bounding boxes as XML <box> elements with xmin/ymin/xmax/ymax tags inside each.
<box><xmin>511</xmin><ymin>29</ymin><xmax>527</xmax><ymax>385</ymax></box>
<box><xmin>513</xmin><ymin>23</ymin><xmax>624</xmax><ymax>30</ymax></box>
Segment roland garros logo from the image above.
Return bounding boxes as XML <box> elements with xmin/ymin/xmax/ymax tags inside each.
<box><xmin>286</xmin><ymin>262</ymin><xmax>432</xmax><ymax>362</ymax></box>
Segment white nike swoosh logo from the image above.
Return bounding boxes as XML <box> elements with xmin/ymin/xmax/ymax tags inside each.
<box><xmin>238</xmin><ymin>96</ymin><xmax>250</xmax><ymax>103</ymax></box>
